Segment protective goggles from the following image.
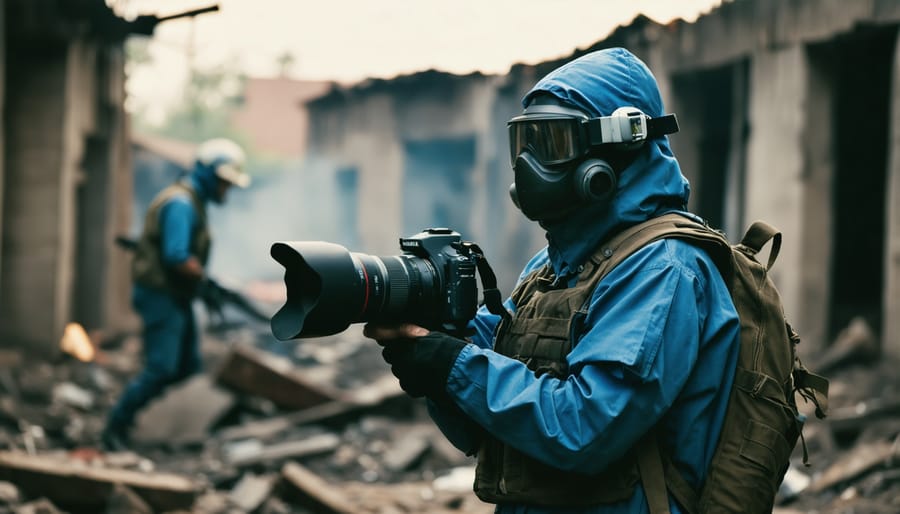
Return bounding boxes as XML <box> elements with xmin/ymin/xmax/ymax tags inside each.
<box><xmin>508</xmin><ymin>106</ymin><xmax>679</xmax><ymax>167</ymax></box>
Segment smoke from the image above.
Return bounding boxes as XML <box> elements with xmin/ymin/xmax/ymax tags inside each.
<box><xmin>206</xmin><ymin>155</ymin><xmax>349</xmax><ymax>286</ymax></box>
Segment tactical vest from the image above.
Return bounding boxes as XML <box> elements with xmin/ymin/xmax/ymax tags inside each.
<box><xmin>132</xmin><ymin>182</ymin><xmax>211</xmax><ymax>299</ymax></box>
<box><xmin>473</xmin><ymin>213</ymin><xmax>829</xmax><ymax>513</ymax></box>
<box><xmin>473</xmin><ymin>236</ymin><xmax>644</xmax><ymax>507</ymax></box>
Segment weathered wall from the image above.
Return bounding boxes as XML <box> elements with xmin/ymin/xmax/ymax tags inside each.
<box><xmin>743</xmin><ymin>46</ymin><xmax>809</xmax><ymax>338</ymax></box>
<box><xmin>0</xmin><ymin>10</ymin><xmax>137</xmax><ymax>352</ymax></box>
<box><xmin>303</xmin><ymin>0</ymin><xmax>900</xmax><ymax>355</ymax></box>
<box><xmin>1</xmin><ymin>41</ymin><xmax>78</xmax><ymax>350</ymax></box>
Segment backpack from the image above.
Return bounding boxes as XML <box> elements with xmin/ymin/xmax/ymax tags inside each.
<box><xmin>595</xmin><ymin>213</ymin><xmax>829</xmax><ymax>514</ymax></box>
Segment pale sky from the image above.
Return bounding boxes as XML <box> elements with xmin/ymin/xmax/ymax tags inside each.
<box><xmin>121</xmin><ymin>0</ymin><xmax>723</xmax><ymax>122</ymax></box>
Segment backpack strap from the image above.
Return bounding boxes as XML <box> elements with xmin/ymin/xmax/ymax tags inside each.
<box><xmin>589</xmin><ymin>213</ymin><xmax>731</xmax><ymax>514</ymax></box>
<box><xmin>738</xmin><ymin>221</ymin><xmax>781</xmax><ymax>271</ymax></box>
<box><xmin>590</xmin><ymin>213</ymin><xmax>733</xmax><ymax>284</ymax></box>
<box><xmin>636</xmin><ymin>433</ymin><xmax>671</xmax><ymax>514</ymax></box>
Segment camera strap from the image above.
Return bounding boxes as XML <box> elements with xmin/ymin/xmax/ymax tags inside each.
<box><xmin>462</xmin><ymin>242</ymin><xmax>512</xmax><ymax>322</ymax></box>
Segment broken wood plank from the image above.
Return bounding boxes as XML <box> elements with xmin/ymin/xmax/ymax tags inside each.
<box><xmin>217</xmin><ymin>401</ymin><xmax>358</xmax><ymax>442</ymax></box>
<box><xmin>279</xmin><ymin>461</ymin><xmax>355</xmax><ymax>514</ymax></box>
<box><xmin>217</xmin><ymin>395</ymin><xmax>411</xmax><ymax>443</ymax></box>
<box><xmin>214</xmin><ymin>344</ymin><xmax>342</xmax><ymax>410</ymax></box>
<box><xmin>0</xmin><ymin>451</ymin><xmax>198</xmax><ymax>512</ymax></box>
<box><xmin>226</xmin><ymin>433</ymin><xmax>341</xmax><ymax>468</ymax></box>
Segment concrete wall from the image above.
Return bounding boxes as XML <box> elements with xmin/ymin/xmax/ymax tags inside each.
<box><xmin>0</xmin><ymin>20</ymin><xmax>135</xmax><ymax>353</ymax></box>
<box><xmin>743</xmin><ymin>46</ymin><xmax>808</xmax><ymax>329</ymax></box>
<box><xmin>307</xmin><ymin>74</ymin><xmax>548</xmax><ymax>296</ymax></box>
<box><xmin>303</xmin><ymin>0</ymin><xmax>900</xmax><ymax>356</ymax></box>
<box><xmin>1</xmin><ymin>41</ymin><xmax>77</xmax><ymax>350</ymax></box>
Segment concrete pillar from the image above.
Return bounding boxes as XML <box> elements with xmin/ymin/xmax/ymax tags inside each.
<box><xmin>74</xmin><ymin>43</ymin><xmax>136</xmax><ymax>334</ymax></box>
<box><xmin>0</xmin><ymin>0</ymin><xmax>5</xmax><ymax>295</ymax></box>
<box><xmin>0</xmin><ymin>40</ymin><xmax>82</xmax><ymax>353</ymax></box>
<box><xmin>743</xmin><ymin>46</ymin><xmax>808</xmax><ymax>337</ymax></box>
<box><xmin>884</xmin><ymin>28</ymin><xmax>900</xmax><ymax>359</ymax></box>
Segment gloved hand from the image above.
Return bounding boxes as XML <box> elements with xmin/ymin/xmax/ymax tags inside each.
<box><xmin>196</xmin><ymin>277</ymin><xmax>226</xmax><ymax>321</ymax></box>
<box><xmin>365</xmin><ymin>325</ymin><xmax>468</xmax><ymax>398</ymax></box>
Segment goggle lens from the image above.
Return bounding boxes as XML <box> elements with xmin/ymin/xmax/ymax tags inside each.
<box><xmin>508</xmin><ymin>117</ymin><xmax>583</xmax><ymax>167</ymax></box>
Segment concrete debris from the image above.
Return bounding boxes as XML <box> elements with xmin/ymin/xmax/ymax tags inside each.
<box><xmin>132</xmin><ymin>375</ymin><xmax>236</xmax><ymax>447</ymax></box>
<box><xmin>813</xmin><ymin>316</ymin><xmax>880</xmax><ymax>373</ymax></box>
<box><xmin>214</xmin><ymin>344</ymin><xmax>343</xmax><ymax>410</ymax></box>
<box><xmin>105</xmin><ymin>483</ymin><xmax>153</xmax><ymax>514</ymax></box>
<box><xmin>809</xmin><ymin>439</ymin><xmax>900</xmax><ymax>493</ymax></box>
<box><xmin>279</xmin><ymin>461</ymin><xmax>356</xmax><ymax>514</ymax></box>
<box><xmin>51</xmin><ymin>382</ymin><xmax>95</xmax><ymax>411</ymax></box>
<box><xmin>15</xmin><ymin>498</ymin><xmax>64</xmax><ymax>514</ymax></box>
<box><xmin>381</xmin><ymin>428</ymin><xmax>431</xmax><ymax>472</ymax></box>
<box><xmin>0</xmin><ymin>480</ymin><xmax>21</xmax><ymax>505</ymax></box>
<box><xmin>777</xmin><ymin>466</ymin><xmax>811</xmax><ymax>502</ymax></box>
<box><xmin>229</xmin><ymin>472</ymin><xmax>275</xmax><ymax>512</ymax></box>
<box><xmin>433</xmin><ymin>466</ymin><xmax>477</xmax><ymax>493</ymax></box>
<box><xmin>0</xmin><ymin>315</ymin><xmax>897</xmax><ymax>513</ymax></box>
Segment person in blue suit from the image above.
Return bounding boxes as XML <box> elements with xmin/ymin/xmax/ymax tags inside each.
<box><xmin>102</xmin><ymin>138</ymin><xmax>251</xmax><ymax>452</ymax></box>
<box><xmin>364</xmin><ymin>48</ymin><xmax>741</xmax><ymax>513</ymax></box>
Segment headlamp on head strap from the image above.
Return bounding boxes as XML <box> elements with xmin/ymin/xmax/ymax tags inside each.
<box><xmin>507</xmin><ymin>106</ymin><xmax>679</xmax><ymax>167</ymax></box>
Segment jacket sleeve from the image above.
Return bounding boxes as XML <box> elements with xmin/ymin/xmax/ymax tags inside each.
<box><xmin>158</xmin><ymin>195</ymin><xmax>198</xmax><ymax>267</ymax></box>
<box><xmin>424</xmin><ymin>249</ymin><xmax>550</xmax><ymax>453</ymax></box>
<box><xmin>443</xmin><ymin>239</ymin><xmax>731</xmax><ymax>473</ymax></box>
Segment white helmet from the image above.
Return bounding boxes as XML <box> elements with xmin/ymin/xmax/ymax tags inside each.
<box><xmin>196</xmin><ymin>138</ymin><xmax>251</xmax><ymax>188</ymax></box>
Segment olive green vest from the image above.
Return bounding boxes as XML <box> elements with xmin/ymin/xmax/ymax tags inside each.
<box><xmin>132</xmin><ymin>182</ymin><xmax>211</xmax><ymax>298</ymax></box>
<box><xmin>473</xmin><ymin>245</ymin><xmax>643</xmax><ymax>507</ymax></box>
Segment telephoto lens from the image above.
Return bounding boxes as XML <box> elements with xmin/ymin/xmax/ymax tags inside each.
<box><xmin>269</xmin><ymin>228</ymin><xmax>479</xmax><ymax>339</ymax></box>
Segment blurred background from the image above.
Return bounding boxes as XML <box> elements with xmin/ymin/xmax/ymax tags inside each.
<box><xmin>0</xmin><ymin>0</ymin><xmax>898</xmax><ymax>513</ymax></box>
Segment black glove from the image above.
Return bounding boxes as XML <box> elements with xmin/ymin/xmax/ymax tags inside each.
<box><xmin>380</xmin><ymin>332</ymin><xmax>468</xmax><ymax>398</ymax></box>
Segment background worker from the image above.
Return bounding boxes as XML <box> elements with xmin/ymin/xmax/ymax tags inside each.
<box><xmin>102</xmin><ymin>138</ymin><xmax>251</xmax><ymax>451</ymax></box>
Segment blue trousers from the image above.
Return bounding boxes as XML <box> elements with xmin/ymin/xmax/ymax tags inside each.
<box><xmin>107</xmin><ymin>285</ymin><xmax>202</xmax><ymax>432</ymax></box>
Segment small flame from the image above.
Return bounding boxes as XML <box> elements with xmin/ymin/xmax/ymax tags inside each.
<box><xmin>60</xmin><ymin>323</ymin><xmax>96</xmax><ymax>362</ymax></box>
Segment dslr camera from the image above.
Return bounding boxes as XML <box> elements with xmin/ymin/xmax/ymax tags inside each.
<box><xmin>270</xmin><ymin>228</ymin><xmax>505</xmax><ymax>340</ymax></box>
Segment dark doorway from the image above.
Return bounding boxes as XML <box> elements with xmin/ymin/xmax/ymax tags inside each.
<box><xmin>671</xmin><ymin>63</ymin><xmax>748</xmax><ymax>233</ymax></box>
<box><xmin>828</xmin><ymin>27</ymin><xmax>895</xmax><ymax>339</ymax></box>
<box><xmin>402</xmin><ymin>136</ymin><xmax>476</xmax><ymax>238</ymax></box>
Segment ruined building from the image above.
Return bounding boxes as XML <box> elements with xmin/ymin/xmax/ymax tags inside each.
<box><xmin>303</xmin><ymin>0</ymin><xmax>900</xmax><ymax>359</ymax></box>
<box><xmin>0</xmin><ymin>1</ymin><xmax>198</xmax><ymax>354</ymax></box>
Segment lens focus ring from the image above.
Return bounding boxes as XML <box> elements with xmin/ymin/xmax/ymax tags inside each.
<box><xmin>381</xmin><ymin>257</ymin><xmax>412</xmax><ymax>314</ymax></box>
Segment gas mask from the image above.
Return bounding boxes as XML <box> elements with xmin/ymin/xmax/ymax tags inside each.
<box><xmin>507</xmin><ymin>101</ymin><xmax>679</xmax><ymax>222</ymax></box>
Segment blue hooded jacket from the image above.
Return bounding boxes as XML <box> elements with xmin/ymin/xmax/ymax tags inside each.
<box><xmin>133</xmin><ymin>160</ymin><xmax>218</xmax><ymax>309</ymax></box>
<box><xmin>429</xmin><ymin>48</ymin><xmax>741</xmax><ymax>513</ymax></box>
<box><xmin>157</xmin><ymin>161</ymin><xmax>218</xmax><ymax>267</ymax></box>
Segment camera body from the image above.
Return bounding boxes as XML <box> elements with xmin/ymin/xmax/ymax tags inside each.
<box><xmin>269</xmin><ymin>227</ymin><xmax>481</xmax><ymax>339</ymax></box>
<box><xmin>399</xmin><ymin>228</ymin><xmax>478</xmax><ymax>332</ymax></box>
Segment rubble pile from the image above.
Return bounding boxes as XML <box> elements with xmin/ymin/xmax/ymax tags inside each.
<box><xmin>0</xmin><ymin>323</ymin><xmax>489</xmax><ymax>514</ymax></box>
<box><xmin>775</xmin><ymin>317</ymin><xmax>900</xmax><ymax>514</ymax></box>
<box><xmin>0</xmin><ymin>314</ymin><xmax>897</xmax><ymax>513</ymax></box>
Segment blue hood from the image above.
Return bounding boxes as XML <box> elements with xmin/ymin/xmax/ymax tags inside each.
<box><xmin>186</xmin><ymin>160</ymin><xmax>218</xmax><ymax>204</ymax></box>
<box><xmin>523</xmin><ymin>47</ymin><xmax>691</xmax><ymax>279</ymax></box>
